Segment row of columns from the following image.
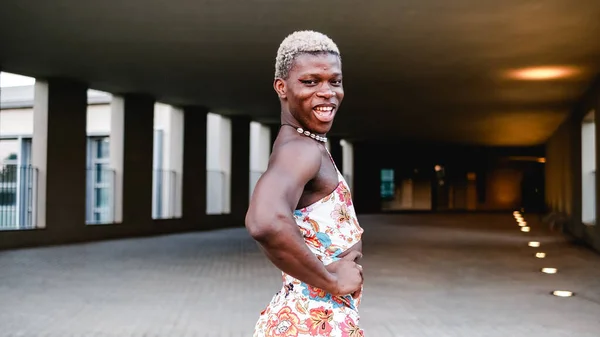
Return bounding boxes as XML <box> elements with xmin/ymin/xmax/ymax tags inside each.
<box><xmin>1</xmin><ymin>78</ymin><xmax>253</xmax><ymax>248</ymax></box>
<box><xmin>2</xmin><ymin>77</ymin><xmax>351</xmax><ymax>249</ymax></box>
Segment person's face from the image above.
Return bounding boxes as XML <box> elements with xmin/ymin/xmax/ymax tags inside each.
<box><xmin>275</xmin><ymin>52</ymin><xmax>344</xmax><ymax>135</ymax></box>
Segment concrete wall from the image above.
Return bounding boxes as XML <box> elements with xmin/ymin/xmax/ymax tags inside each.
<box><xmin>1</xmin><ymin>105</ymin><xmax>112</xmax><ymax>136</ymax></box>
<box><xmin>545</xmin><ymin>77</ymin><xmax>600</xmax><ymax>252</ymax></box>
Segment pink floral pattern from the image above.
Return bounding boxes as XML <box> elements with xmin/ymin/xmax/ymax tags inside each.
<box><xmin>253</xmin><ymin>155</ymin><xmax>365</xmax><ymax>336</ymax></box>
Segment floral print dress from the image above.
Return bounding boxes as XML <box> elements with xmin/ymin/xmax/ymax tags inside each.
<box><xmin>253</xmin><ymin>157</ymin><xmax>365</xmax><ymax>337</ymax></box>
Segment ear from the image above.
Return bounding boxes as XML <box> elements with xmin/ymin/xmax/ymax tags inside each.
<box><xmin>273</xmin><ymin>78</ymin><xmax>287</xmax><ymax>99</ymax></box>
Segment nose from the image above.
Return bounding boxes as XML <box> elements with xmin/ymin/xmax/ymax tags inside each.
<box><xmin>316</xmin><ymin>84</ymin><xmax>335</xmax><ymax>98</ymax></box>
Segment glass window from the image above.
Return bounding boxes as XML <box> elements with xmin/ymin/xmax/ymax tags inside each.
<box><xmin>0</xmin><ymin>188</ymin><xmax>16</xmax><ymax>206</ymax></box>
<box><xmin>0</xmin><ymin>139</ymin><xmax>22</xmax><ymax>229</ymax></box>
<box><xmin>86</xmin><ymin>136</ymin><xmax>113</xmax><ymax>224</ymax></box>
<box><xmin>381</xmin><ymin>169</ymin><xmax>395</xmax><ymax>199</ymax></box>
<box><xmin>0</xmin><ymin>139</ymin><xmax>19</xmax><ymax>164</ymax></box>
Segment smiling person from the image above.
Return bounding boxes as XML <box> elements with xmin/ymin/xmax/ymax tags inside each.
<box><xmin>245</xmin><ymin>31</ymin><xmax>365</xmax><ymax>336</ymax></box>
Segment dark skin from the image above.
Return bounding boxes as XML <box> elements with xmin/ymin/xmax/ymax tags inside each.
<box><xmin>245</xmin><ymin>52</ymin><xmax>363</xmax><ymax>298</ymax></box>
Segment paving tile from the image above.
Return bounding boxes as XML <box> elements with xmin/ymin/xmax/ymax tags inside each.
<box><xmin>0</xmin><ymin>214</ymin><xmax>599</xmax><ymax>336</ymax></box>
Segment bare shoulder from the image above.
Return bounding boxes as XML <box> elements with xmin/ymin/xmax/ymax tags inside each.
<box><xmin>247</xmin><ymin>138</ymin><xmax>323</xmax><ymax>223</ymax></box>
<box><xmin>267</xmin><ymin>138</ymin><xmax>322</xmax><ymax>177</ymax></box>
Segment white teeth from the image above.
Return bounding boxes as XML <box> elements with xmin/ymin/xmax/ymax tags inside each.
<box><xmin>314</xmin><ymin>106</ymin><xmax>333</xmax><ymax>112</ymax></box>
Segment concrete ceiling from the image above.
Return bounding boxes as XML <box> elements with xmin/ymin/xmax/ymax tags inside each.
<box><xmin>1</xmin><ymin>0</ymin><xmax>599</xmax><ymax>145</ymax></box>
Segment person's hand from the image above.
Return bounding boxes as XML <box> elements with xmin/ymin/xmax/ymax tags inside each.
<box><xmin>325</xmin><ymin>250</ymin><xmax>363</xmax><ymax>298</ymax></box>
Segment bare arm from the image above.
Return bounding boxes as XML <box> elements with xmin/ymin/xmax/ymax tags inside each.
<box><xmin>245</xmin><ymin>140</ymin><xmax>340</xmax><ymax>293</ymax></box>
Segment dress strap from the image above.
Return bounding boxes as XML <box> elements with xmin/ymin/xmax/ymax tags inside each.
<box><xmin>324</xmin><ymin>147</ymin><xmax>343</xmax><ymax>178</ymax></box>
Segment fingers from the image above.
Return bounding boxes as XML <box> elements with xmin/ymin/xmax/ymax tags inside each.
<box><xmin>352</xmin><ymin>285</ymin><xmax>362</xmax><ymax>299</ymax></box>
<box><xmin>356</xmin><ymin>263</ymin><xmax>364</xmax><ymax>281</ymax></box>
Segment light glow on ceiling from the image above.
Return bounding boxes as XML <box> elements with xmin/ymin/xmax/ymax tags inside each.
<box><xmin>505</xmin><ymin>66</ymin><xmax>580</xmax><ymax>80</ymax></box>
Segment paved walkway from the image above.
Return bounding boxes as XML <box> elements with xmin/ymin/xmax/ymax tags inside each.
<box><xmin>1</xmin><ymin>213</ymin><xmax>600</xmax><ymax>336</ymax></box>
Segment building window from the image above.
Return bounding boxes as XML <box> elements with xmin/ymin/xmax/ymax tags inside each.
<box><xmin>381</xmin><ymin>168</ymin><xmax>395</xmax><ymax>199</ymax></box>
<box><xmin>86</xmin><ymin>136</ymin><xmax>114</xmax><ymax>224</ymax></box>
<box><xmin>0</xmin><ymin>137</ymin><xmax>36</xmax><ymax>230</ymax></box>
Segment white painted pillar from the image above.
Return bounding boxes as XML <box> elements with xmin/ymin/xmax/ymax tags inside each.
<box><xmin>110</xmin><ymin>96</ymin><xmax>125</xmax><ymax>223</ymax></box>
<box><xmin>206</xmin><ymin>113</ymin><xmax>231</xmax><ymax>214</ymax></box>
<box><xmin>167</xmin><ymin>106</ymin><xmax>184</xmax><ymax>218</ymax></box>
<box><xmin>250</xmin><ymin>121</ymin><xmax>271</xmax><ymax>197</ymax></box>
<box><xmin>582</xmin><ymin>118</ymin><xmax>596</xmax><ymax>224</ymax></box>
<box><xmin>341</xmin><ymin>139</ymin><xmax>354</xmax><ymax>192</ymax></box>
<box><xmin>32</xmin><ymin>81</ymin><xmax>48</xmax><ymax>228</ymax></box>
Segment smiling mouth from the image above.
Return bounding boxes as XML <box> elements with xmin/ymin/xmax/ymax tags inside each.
<box><xmin>313</xmin><ymin>105</ymin><xmax>336</xmax><ymax>122</ymax></box>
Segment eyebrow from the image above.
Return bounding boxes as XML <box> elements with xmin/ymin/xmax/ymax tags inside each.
<box><xmin>301</xmin><ymin>72</ymin><xmax>342</xmax><ymax>77</ymax></box>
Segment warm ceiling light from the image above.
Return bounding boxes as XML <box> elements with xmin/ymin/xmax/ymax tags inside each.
<box><xmin>542</xmin><ymin>268</ymin><xmax>557</xmax><ymax>274</ymax></box>
<box><xmin>536</xmin><ymin>252</ymin><xmax>546</xmax><ymax>258</ymax></box>
<box><xmin>506</xmin><ymin>66</ymin><xmax>580</xmax><ymax>80</ymax></box>
<box><xmin>529</xmin><ymin>241</ymin><xmax>540</xmax><ymax>247</ymax></box>
<box><xmin>538</xmin><ymin>158</ymin><xmax>546</xmax><ymax>163</ymax></box>
<box><xmin>521</xmin><ymin>226</ymin><xmax>531</xmax><ymax>232</ymax></box>
<box><xmin>519</xmin><ymin>222</ymin><xmax>527</xmax><ymax>227</ymax></box>
<box><xmin>552</xmin><ymin>290</ymin><xmax>573</xmax><ymax>297</ymax></box>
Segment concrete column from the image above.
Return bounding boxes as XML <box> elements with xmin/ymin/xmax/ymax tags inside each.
<box><xmin>353</xmin><ymin>142</ymin><xmax>380</xmax><ymax>213</ymax></box>
<box><xmin>120</xmin><ymin>94</ymin><xmax>155</xmax><ymax>226</ymax></box>
<box><xmin>595</xmin><ymin>102</ymin><xmax>600</xmax><ymax>227</ymax></box>
<box><xmin>182</xmin><ymin>106</ymin><xmax>207</xmax><ymax>224</ymax></box>
<box><xmin>230</xmin><ymin>116</ymin><xmax>251</xmax><ymax>223</ymax></box>
<box><xmin>33</xmin><ymin>79</ymin><xmax>87</xmax><ymax>229</ymax></box>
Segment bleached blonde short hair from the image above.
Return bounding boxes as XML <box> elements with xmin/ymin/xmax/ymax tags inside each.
<box><xmin>275</xmin><ymin>30</ymin><xmax>341</xmax><ymax>79</ymax></box>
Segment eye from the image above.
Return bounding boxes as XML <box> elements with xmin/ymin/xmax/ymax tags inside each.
<box><xmin>300</xmin><ymin>80</ymin><xmax>318</xmax><ymax>86</ymax></box>
<box><xmin>331</xmin><ymin>79</ymin><xmax>343</xmax><ymax>86</ymax></box>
